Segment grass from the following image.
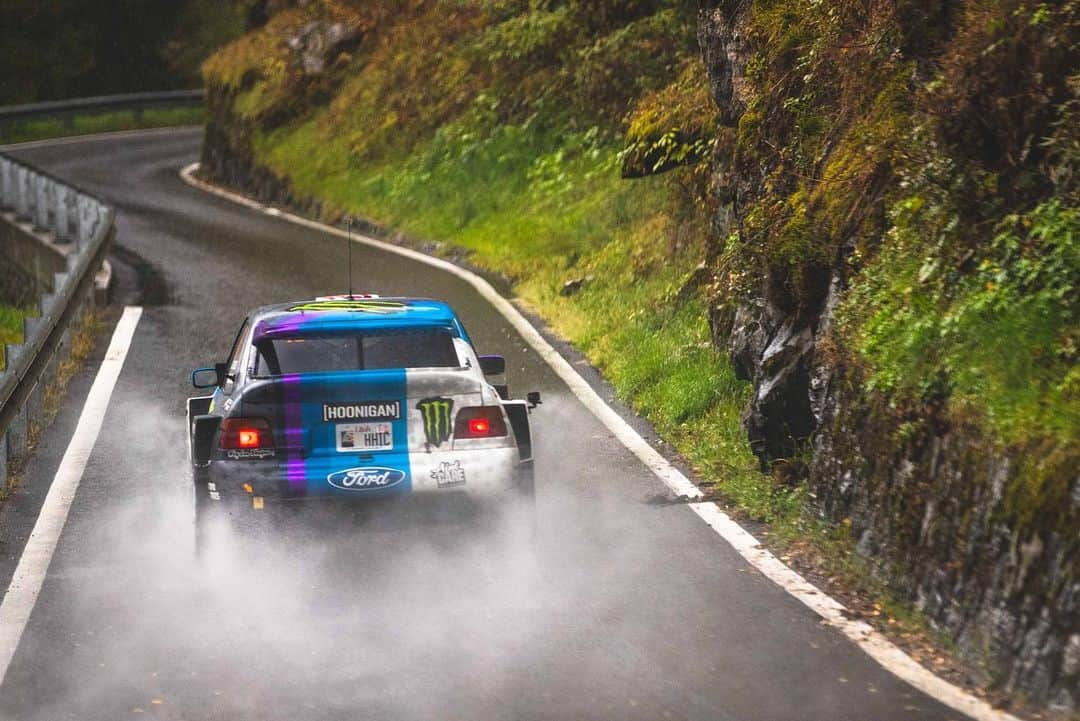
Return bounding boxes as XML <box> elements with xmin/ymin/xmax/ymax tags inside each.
<box><xmin>2</xmin><ymin>307</ymin><xmax>102</xmax><ymax>498</ymax></box>
<box><xmin>201</xmin><ymin>0</ymin><xmax>796</xmax><ymax>532</ymax></box>
<box><xmin>251</xmin><ymin>116</ymin><xmax>975</xmax><ymax>661</ymax></box>
<box><xmin>0</xmin><ymin>106</ymin><xmax>205</xmax><ymax>145</ymax></box>
<box><xmin>0</xmin><ymin>304</ymin><xmax>36</xmax><ymax>371</ymax></box>
<box><xmin>252</xmin><ymin>115</ymin><xmax>806</xmax><ymax>529</ymax></box>
<box><xmin>846</xmin><ymin>198</ymin><xmax>1080</xmax><ymax>449</ymax></box>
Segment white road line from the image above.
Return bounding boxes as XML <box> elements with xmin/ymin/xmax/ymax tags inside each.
<box><xmin>0</xmin><ymin>306</ymin><xmax>142</xmax><ymax>684</ymax></box>
<box><xmin>179</xmin><ymin>163</ymin><xmax>1019</xmax><ymax>721</ymax></box>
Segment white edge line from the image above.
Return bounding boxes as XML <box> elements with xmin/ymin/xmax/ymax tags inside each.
<box><xmin>179</xmin><ymin>161</ymin><xmax>1020</xmax><ymax>721</ymax></box>
<box><xmin>0</xmin><ymin>306</ymin><xmax>143</xmax><ymax>683</ymax></box>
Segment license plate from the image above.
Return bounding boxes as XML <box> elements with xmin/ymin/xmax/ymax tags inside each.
<box><xmin>336</xmin><ymin>422</ymin><xmax>393</xmax><ymax>452</ymax></box>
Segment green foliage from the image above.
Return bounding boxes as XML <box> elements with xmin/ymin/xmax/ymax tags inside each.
<box><xmin>925</xmin><ymin>0</ymin><xmax>1078</xmax><ymax>202</ymax></box>
<box><xmin>0</xmin><ymin>107</ymin><xmax>205</xmax><ymax>145</ymax></box>
<box><xmin>0</xmin><ymin>305</ymin><xmax>36</xmax><ymax>372</ymax></box>
<box><xmin>162</xmin><ymin>0</ymin><xmax>251</xmax><ymax>83</ymax></box>
<box><xmin>948</xmin><ymin>202</ymin><xmax>1079</xmax><ymax>439</ymax></box>
<box><xmin>0</xmin><ymin>1</ymin><xmax>248</xmax><ymax>104</ymax></box>
<box><xmin>208</xmin><ymin>1</ymin><xmax>701</xmax><ymax>155</ymax></box>
<box><xmin>719</xmin><ymin>0</ymin><xmax>917</xmax><ymax>315</ymax></box>
<box><xmin>0</xmin><ymin>0</ymin><xmax>94</xmax><ymax>103</ymax></box>
<box><xmin>260</xmin><ymin>117</ymin><xmax>632</xmax><ymax>276</ymax></box>
<box><xmin>621</xmin><ymin>58</ymin><xmax>718</xmax><ymax>177</ymax></box>
<box><xmin>471</xmin><ymin>6</ymin><xmax>576</xmax><ymax>74</ymax></box>
<box><xmin>849</xmin><ymin>198</ymin><xmax>1079</xmax><ymax>447</ymax></box>
<box><xmin>723</xmin><ymin>0</ymin><xmax>1079</xmax><ymax>475</ymax></box>
<box><xmin>570</xmin><ymin>9</ymin><xmax>692</xmax><ymax>124</ymax></box>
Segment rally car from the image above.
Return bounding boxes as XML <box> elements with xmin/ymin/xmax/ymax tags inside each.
<box><xmin>187</xmin><ymin>295</ymin><xmax>539</xmax><ymax>544</ymax></box>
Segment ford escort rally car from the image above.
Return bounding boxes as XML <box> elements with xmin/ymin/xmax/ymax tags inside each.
<box><xmin>187</xmin><ymin>296</ymin><xmax>539</xmax><ymax>542</ymax></box>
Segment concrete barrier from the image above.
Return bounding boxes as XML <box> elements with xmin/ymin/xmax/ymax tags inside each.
<box><xmin>0</xmin><ymin>151</ymin><xmax>114</xmax><ymax>489</ymax></box>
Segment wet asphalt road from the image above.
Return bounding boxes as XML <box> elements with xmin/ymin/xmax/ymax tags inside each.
<box><xmin>0</xmin><ymin>129</ymin><xmax>962</xmax><ymax>720</ymax></box>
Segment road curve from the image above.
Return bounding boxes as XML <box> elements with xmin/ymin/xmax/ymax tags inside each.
<box><xmin>0</xmin><ymin>129</ymin><xmax>960</xmax><ymax>721</ymax></box>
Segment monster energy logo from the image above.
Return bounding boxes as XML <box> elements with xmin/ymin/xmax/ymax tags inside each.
<box><xmin>416</xmin><ymin>397</ymin><xmax>454</xmax><ymax>448</ymax></box>
<box><xmin>288</xmin><ymin>300</ymin><xmax>407</xmax><ymax>314</ymax></box>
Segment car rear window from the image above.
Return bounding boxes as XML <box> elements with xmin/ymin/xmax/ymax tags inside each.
<box><xmin>253</xmin><ymin>328</ymin><xmax>460</xmax><ymax>376</ymax></box>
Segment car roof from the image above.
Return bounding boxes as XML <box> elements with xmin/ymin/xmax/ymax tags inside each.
<box><xmin>248</xmin><ymin>296</ymin><xmax>468</xmax><ymax>341</ymax></box>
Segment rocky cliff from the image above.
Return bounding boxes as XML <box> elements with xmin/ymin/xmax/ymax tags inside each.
<box><xmin>699</xmin><ymin>1</ymin><xmax>1078</xmax><ymax>710</ymax></box>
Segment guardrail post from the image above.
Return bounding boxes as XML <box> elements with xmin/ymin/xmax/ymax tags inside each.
<box><xmin>45</xmin><ymin>340</ymin><xmax>61</xmax><ymax>384</ymax></box>
<box><xmin>74</xmin><ymin>195</ymin><xmax>84</xmax><ymax>249</ymax></box>
<box><xmin>25</xmin><ymin>170</ymin><xmax>37</xmax><ymax>222</ymax></box>
<box><xmin>6</xmin><ymin>398</ymin><xmax>28</xmax><ymax>464</ymax></box>
<box><xmin>26</xmin><ymin>375</ymin><xmax>45</xmax><ymax>429</ymax></box>
<box><xmin>54</xmin><ymin>186</ymin><xmax>70</xmax><ymax>242</ymax></box>
<box><xmin>76</xmin><ymin>195</ymin><xmax>94</xmax><ymax>250</ymax></box>
<box><xmin>54</xmin><ymin>284</ymin><xmax>74</xmax><ymax>354</ymax></box>
<box><xmin>35</xmin><ymin>175</ymin><xmax>50</xmax><ymax>231</ymax></box>
<box><xmin>14</xmin><ymin>166</ymin><xmax>29</xmax><ymax>220</ymax></box>
<box><xmin>0</xmin><ymin>158</ymin><xmax>11</xmax><ymax>210</ymax></box>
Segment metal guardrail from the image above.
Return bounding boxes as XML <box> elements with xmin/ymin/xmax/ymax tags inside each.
<box><xmin>0</xmin><ymin>151</ymin><xmax>115</xmax><ymax>483</ymax></box>
<box><xmin>0</xmin><ymin>89</ymin><xmax>205</xmax><ymax>124</ymax></box>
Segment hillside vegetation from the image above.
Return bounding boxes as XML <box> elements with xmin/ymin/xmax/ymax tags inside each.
<box><xmin>202</xmin><ymin>0</ymin><xmax>769</xmax><ymax>516</ymax></box>
<box><xmin>201</xmin><ymin>0</ymin><xmax>1079</xmax><ymax>711</ymax></box>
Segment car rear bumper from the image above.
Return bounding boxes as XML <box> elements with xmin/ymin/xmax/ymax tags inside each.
<box><xmin>203</xmin><ymin>447</ymin><xmax>523</xmax><ymax>502</ymax></box>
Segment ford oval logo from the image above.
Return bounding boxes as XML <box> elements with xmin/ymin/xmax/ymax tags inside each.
<box><xmin>327</xmin><ymin>466</ymin><xmax>406</xmax><ymax>491</ymax></box>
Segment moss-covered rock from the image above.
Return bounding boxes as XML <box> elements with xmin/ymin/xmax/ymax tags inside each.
<box><xmin>700</xmin><ymin>0</ymin><xmax>1079</xmax><ymax>709</ymax></box>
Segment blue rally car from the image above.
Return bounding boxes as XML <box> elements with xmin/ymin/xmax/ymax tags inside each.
<box><xmin>187</xmin><ymin>295</ymin><xmax>539</xmax><ymax>542</ymax></box>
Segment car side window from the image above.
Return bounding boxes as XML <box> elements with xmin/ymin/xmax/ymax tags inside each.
<box><xmin>226</xmin><ymin>319</ymin><xmax>250</xmax><ymax>381</ymax></box>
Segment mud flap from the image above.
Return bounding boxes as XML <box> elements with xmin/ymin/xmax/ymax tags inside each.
<box><xmin>502</xmin><ymin>400</ymin><xmax>532</xmax><ymax>462</ymax></box>
<box><xmin>191</xmin><ymin>415</ymin><xmax>222</xmax><ymax>465</ymax></box>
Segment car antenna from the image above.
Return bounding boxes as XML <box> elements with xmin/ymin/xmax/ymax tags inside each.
<box><xmin>346</xmin><ymin>217</ymin><xmax>355</xmax><ymax>300</ymax></box>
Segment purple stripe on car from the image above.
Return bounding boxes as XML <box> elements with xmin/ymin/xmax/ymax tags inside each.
<box><xmin>281</xmin><ymin>372</ymin><xmax>306</xmax><ymax>490</ymax></box>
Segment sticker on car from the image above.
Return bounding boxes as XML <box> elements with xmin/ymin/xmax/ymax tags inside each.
<box><xmin>225</xmin><ymin>448</ymin><xmax>276</xmax><ymax>460</ymax></box>
<box><xmin>416</xmin><ymin>397</ymin><xmax>454</xmax><ymax>447</ymax></box>
<box><xmin>322</xmin><ymin>401</ymin><xmax>401</xmax><ymax>422</ymax></box>
<box><xmin>336</xmin><ymin>422</ymin><xmax>393</xmax><ymax>452</ymax></box>
<box><xmin>431</xmin><ymin>460</ymin><xmax>466</xmax><ymax>488</ymax></box>
<box><xmin>327</xmin><ymin>467</ymin><xmax>406</xmax><ymax>490</ymax></box>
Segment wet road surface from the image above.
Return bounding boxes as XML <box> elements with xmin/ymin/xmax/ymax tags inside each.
<box><xmin>0</xmin><ymin>129</ymin><xmax>961</xmax><ymax>720</ymax></box>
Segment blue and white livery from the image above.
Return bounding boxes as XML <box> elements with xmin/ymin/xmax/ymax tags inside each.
<box><xmin>186</xmin><ymin>295</ymin><xmax>539</xmax><ymax>540</ymax></box>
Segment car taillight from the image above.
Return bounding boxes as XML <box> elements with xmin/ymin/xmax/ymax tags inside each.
<box><xmin>454</xmin><ymin>406</ymin><xmax>507</xmax><ymax>439</ymax></box>
<box><xmin>219</xmin><ymin>418</ymin><xmax>275</xmax><ymax>449</ymax></box>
